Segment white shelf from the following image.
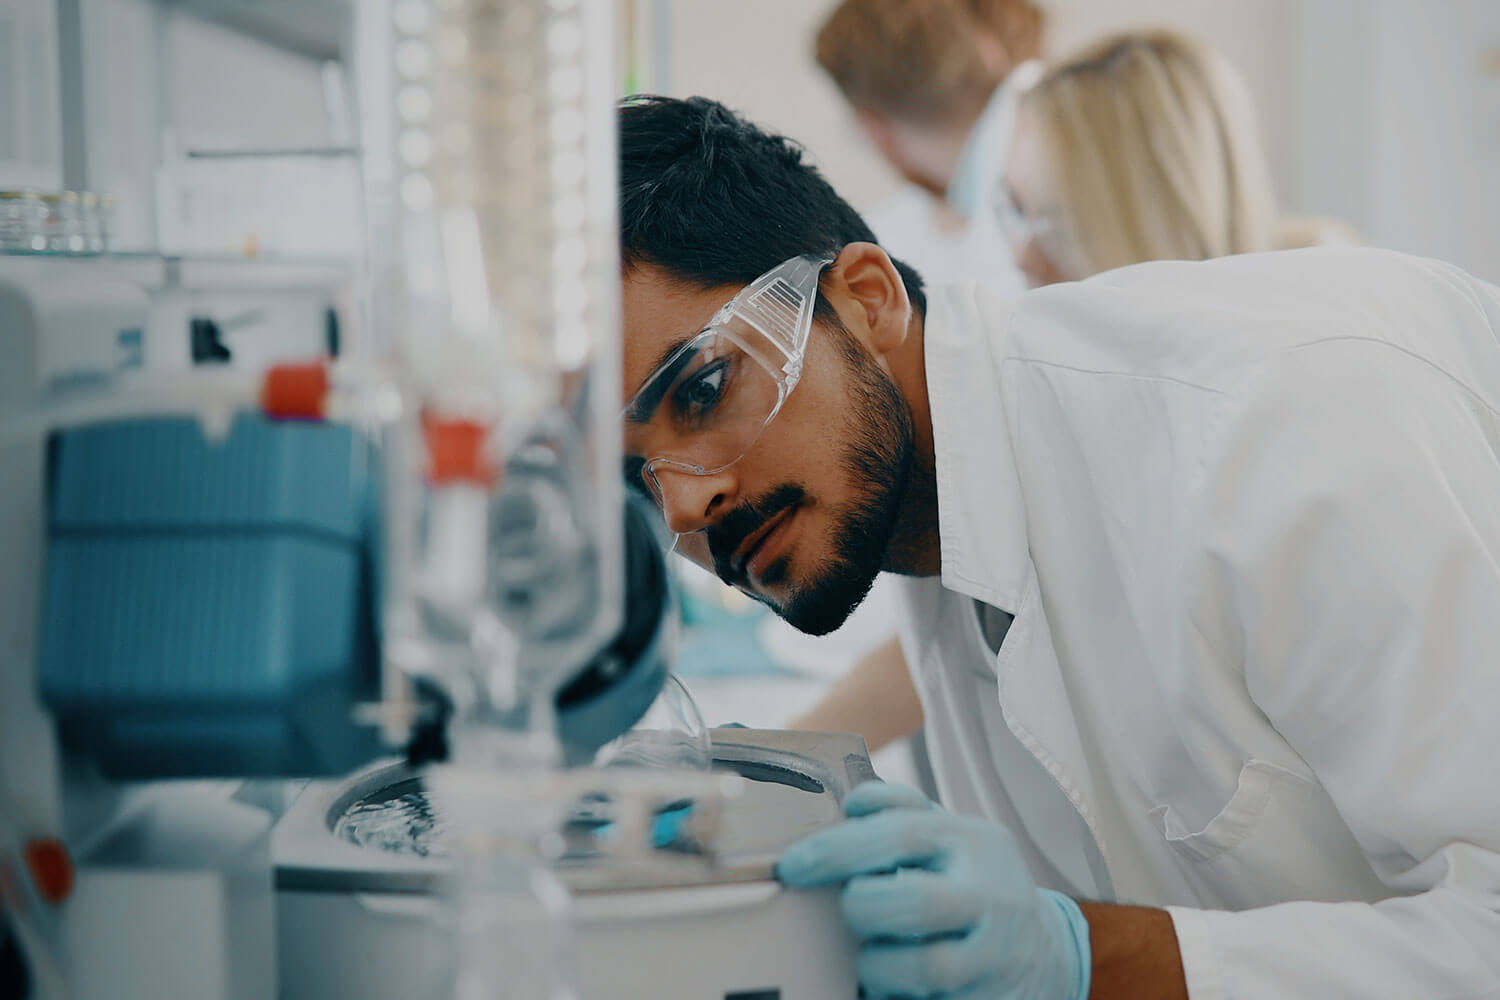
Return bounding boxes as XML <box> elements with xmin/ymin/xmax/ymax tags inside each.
<box><xmin>0</xmin><ymin>250</ymin><xmax>352</xmax><ymax>290</ymax></box>
<box><xmin>172</xmin><ymin>253</ymin><xmax>352</xmax><ymax>290</ymax></box>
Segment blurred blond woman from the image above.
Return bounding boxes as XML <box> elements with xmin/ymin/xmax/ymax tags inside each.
<box><xmin>1002</xmin><ymin>29</ymin><xmax>1356</xmax><ymax>286</ymax></box>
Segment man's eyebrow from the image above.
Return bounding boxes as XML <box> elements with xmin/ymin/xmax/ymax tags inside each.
<box><xmin>625</xmin><ymin>334</ymin><xmax>699</xmax><ymax>424</ymax></box>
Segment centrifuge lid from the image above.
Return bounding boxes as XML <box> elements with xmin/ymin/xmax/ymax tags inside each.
<box><xmin>272</xmin><ymin>728</ymin><xmax>874</xmax><ymax>895</ymax></box>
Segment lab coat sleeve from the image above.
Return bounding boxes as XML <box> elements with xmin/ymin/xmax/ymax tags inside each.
<box><xmin>1166</xmin><ymin>334</ymin><xmax>1500</xmax><ymax>998</ymax></box>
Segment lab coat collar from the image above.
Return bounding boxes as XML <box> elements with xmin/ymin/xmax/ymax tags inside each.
<box><xmin>922</xmin><ymin>285</ymin><xmax>1033</xmax><ymax>614</ymax></box>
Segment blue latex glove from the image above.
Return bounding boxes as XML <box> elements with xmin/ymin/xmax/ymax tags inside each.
<box><xmin>777</xmin><ymin>782</ymin><xmax>1091</xmax><ymax>1000</ymax></box>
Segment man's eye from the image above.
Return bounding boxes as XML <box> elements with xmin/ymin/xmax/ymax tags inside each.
<box><xmin>674</xmin><ymin>360</ymin><xmax>730</xmax><ymax>422</ymax></box>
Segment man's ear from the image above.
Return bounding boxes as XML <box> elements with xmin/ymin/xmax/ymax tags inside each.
<box><xmin>830</xmin><ymin>242</ymin><xmax>912</xmax><ymax>358</ymax></box>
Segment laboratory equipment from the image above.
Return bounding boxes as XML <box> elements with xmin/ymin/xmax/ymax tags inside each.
<box><xmin>0</xmin><ymin>190</ymin><xmax>110</xmax><ymax>256</ymax></box>
<box><xmin>0</xmin><ymin>258</ymin><xmax>678</xmax><ymax>996</ymax></box>
<box><xmin>0</xmin><ymin>0</ymin><xmax>865</xmax><ymax>996</ymax></box>
<box><xmin>275</xmin><ymin>729</ymin><xmax>867</xmax><ymax>999</ymax></box>
<box><xmin>38</xmin><ymin>193</ymin><xmax>82</xmax><ymax>254</ymax></box>
<box><xmin>0</xmin><ymin>192</ymin><xmax>47</xmax><ymax>252</ymax></box>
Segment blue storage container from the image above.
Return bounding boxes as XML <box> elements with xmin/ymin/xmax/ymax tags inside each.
<box><xmin>39</xmin><ymin>416</ymin><xmax>382</xmax><ymax>778</ymax></box>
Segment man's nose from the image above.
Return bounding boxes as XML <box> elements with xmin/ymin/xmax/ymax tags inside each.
<box><xmin>653</xmin><ymin>463</ymin><xmax>735</xmax><ymax>537</ymax></box>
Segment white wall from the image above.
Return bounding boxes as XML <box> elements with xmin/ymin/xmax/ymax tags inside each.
<box><xmin>1285</xmin><ymin>0</ymin><xmax>1500</xmax><ymax>281</ymax></box>
<box><xmin>1364</xmin><ymin>0</ymin><xmax>1500</xmax><ymax>280</ymax></box>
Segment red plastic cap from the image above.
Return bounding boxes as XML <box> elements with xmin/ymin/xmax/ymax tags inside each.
<box><xmin>424</xmin><ymin>416</ymin><xmax>496</xmax><ymax>485</ymax></box>
<box><xmin>24</xmin><ymin>838</ymin><xmax>73</xmax><ymax>905</ymax></box>
<box><xmin>261</xmin><ymin>362</ymin><xmax>330</xmax><ymax>420</ymax></box>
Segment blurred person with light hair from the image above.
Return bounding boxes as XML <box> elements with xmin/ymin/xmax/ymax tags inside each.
<box><xmin>1001</xmin><ymin>28</ymin><xmax>1357</xmax><ymax>287</ymax></box>
<box><xmin>812</xmin><ymin>0</ymin><xmax>1043</xmax><ymax>294</ymax></box>
<box><xmin>815</xmin><ymin>0</ymin><xmax>1044</xmax><ymax>205</ymax></box>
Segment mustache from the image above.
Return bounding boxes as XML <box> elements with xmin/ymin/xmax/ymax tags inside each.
<box><xmin>706</xmin><ymin>483</ymin><xmax>806</xmax><ymax>586</ymax></box>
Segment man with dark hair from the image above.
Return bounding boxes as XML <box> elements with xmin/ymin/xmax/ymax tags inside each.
<box><xmin>619</xmin><ymin>95</ymin><xmax>1500</xmax><ymax>999</ymax></box>
<box><xmin>619</xmin><ymin>95</ymin><xmax>930</xmax><ymax>636</ymax></box>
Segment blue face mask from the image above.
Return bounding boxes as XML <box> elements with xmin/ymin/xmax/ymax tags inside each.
<box><xmin>945</xmin><ymin>60</ymin><xmax>1045</xmax><ymax>221</ymax></box>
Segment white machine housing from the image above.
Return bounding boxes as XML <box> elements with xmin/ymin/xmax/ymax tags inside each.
<box><xmin>275</xmin><ymin>730</ymin><xmax>867</xmax><ymax>999</ymax></box>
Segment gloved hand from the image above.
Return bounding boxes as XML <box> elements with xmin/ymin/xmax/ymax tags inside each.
<box><xmin>776</xmin><ymin>782</ymin><xmax>1091</xmax><ymax>1000</ymax></box>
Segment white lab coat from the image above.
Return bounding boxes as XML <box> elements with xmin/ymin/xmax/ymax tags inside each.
<box><xmin>893</xmin><ymin>247</ymin><xmax>1500</xmax><ymax>998</ymax></box>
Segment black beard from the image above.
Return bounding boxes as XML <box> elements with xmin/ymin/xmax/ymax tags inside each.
<box><xmin>705</xmin><ymin>483</ymin><xmax>807</xmax><ymax>588</ymax></box>
<box><xmin>773</xmin><ymin>333</ymin><xmax>915</xmax><ymax>635</ymax></box>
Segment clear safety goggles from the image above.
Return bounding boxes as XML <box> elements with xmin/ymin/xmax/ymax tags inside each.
<box><xmin>994</xmin><ymin>182</ymin><xmax>1087</xmax><ymax>278</ymax></box>
<box><xmin>623</xmin><ymin>254</ymin><xmax>833</xmax><ymax>513</ymax></box>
